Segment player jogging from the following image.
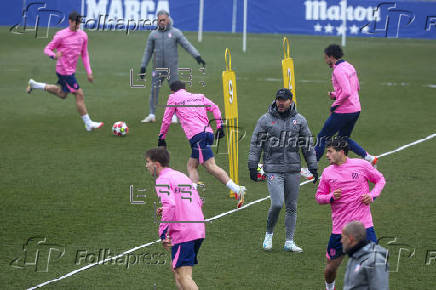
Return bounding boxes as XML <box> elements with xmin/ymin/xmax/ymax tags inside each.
<box><xmin>158</xmin><ymin>80</ymin><xmax>246</xmax><ymax>208</ymax></box>
<box><xmin>145</xmin><ymin>147</ymin><xmax>205</xmax><ymax>290</ymax></box>
<box><xmin>315</xmin><ymin>137</ymin><xmax>386</xmax><ymax>290</ymax></box>
<box><xmin>302</xmin><ymin>44</ymin><xmax>377</xmax><ymax>179</ymax></box>
<box><xmin>26</xmin><ymin>11</ymin><xmax>103</xmax><ymax>132</ymax></box>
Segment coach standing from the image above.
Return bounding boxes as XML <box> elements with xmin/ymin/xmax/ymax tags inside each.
<box><xmin>248</xmin><ymin>88</ymin><xmax>318</xmax><ymax>252</ymax></box>
<box><xmin>139</xmin><ymin>10</ymin><xmax>206</xmax><ymax>123</ymax></box>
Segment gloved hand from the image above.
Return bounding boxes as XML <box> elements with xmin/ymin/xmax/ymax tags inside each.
<box><xmin>249</xmin><ymin>168</ymin><xmax>258</xmax><ymax>182</ymax></box>
<box><xmin>195</xmin><ymin>56</ymin><xmax>206</xmax><ymax>66</ymax></box>
<box><xmin>158</xmin><ymin>134</ymin><xmax>167</xmax><ymax>147</ymax></box>
<box><xmin>309</xmin><ymin>168</ymin><xmax>318</xmax><ymax>184</ymax></box>
<box><xmin>140</xmin><ymin>67</ymin><xmax>146</xmax><ymax>80</ymax></box>
<box><xmin>330</xmin><ymin>105</ymin><xmax>339</xmax><ymax>112</ymax></box>
<box><xmin>215</xmin><ymin>127</ymin><xmax>225</xmax><ymax>140</ymax></box>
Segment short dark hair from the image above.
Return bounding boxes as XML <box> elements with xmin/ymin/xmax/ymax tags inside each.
<box><xmin>169</xmin><ymin>81</ymin><xmax>186</xmax><ymax>92</ymax></box>
<box><xmin>145</xmin><ymin>147</ymin><xmax>170</xmax><ymax>167</ymax></box>
<box><xmin>68</xmin><ymin>11</ymin><xmax>82</xmax><ymax>22</ymax></box>
<box><xmin>326</xmin><ymin>136</ymin><xmax>349</xmax><ymax>155</ymax></box>
<box><xmin>324</xmin><ymin>44</ymin><xmax>344</xmax><ymax>59</ymax></box>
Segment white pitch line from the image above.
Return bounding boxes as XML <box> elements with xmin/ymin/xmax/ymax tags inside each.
<box><xmin>28</xmin><ymin>133</ymin><xmax>436</xmax><ymax>289</ymax></box>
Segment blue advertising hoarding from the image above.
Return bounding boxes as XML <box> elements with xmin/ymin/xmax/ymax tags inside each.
<box><xmin>3</xmin><ymin>0</ymin><xmax>436</xmax><ymax>39</ymax></box>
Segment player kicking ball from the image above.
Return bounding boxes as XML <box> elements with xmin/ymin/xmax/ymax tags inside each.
<box><xmin>315</xmin><ymin>137</ymin><xmax>386</xmax><ymax>290</ymax></box>
<box><xmin>158</xmin><ymin>80</ymin><xmax>246</xmax><ymax>208</ymax></box>
<box><xmin>146</xmin><ymin>147</ymin><xmax>205</xmax><ymax>290</ymax></box>
<box><xmin>26</xmin><ymin>11</ymin><xmax>103</xmax><ymax>132</ymax></box>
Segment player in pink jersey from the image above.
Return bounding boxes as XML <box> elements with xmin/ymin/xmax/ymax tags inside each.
<box><xmin>26</xmin><ymin>11</ymin><xmax>103</xmax><ymax>132</ymax></box>
<box><xmin>145</xmin><ymin>147</ymin><xmax>205</xmax><ymax>290</ymax></box>
<box><xmin>315</xmin><ymin>137</ymin><xmax>386</xmax><ymax>290</ymax></box>
<box><xmin>158</xmin><ymin>81</ymin><xmax>246</xmax><ymax>208</ymax></box>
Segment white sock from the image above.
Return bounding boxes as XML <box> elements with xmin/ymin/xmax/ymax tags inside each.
<box><xmin>226</xmin><ymin>180</ymin><xmax>240</xmax><ymax>193</ymax></box>
<box><xmin>364</xmin><ymin>154</ymin><xmax>373</xmax><ymax>162</ymax></box>
<box><xmin>192</xmin><ymin>183</ymin><xmax>198</xmax><ymax>190</ymax></box>
<box><xmin>81</xmin><ymin>114</ymin><xmax>92</xmax><ymax>125</ymax></box>
<box><xmin>325</xmin><ymin>281</ymin><xmax>335</xmax><ymax>290</ymax></box>
<box><xmin>31</xmin><ymin>80</ymin><xmax>46</xmax><ymax>90</ymax></box>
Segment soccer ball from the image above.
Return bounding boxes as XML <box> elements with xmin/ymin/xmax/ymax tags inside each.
<box><xmin>112</xmin><ymin>121</ymin><xmax>129</xmax><ymax>136</ymax></box>
<box><xmin>257</xmin><ymin>163</ymin><xmax>267</xmax><ymax>181</ymax></box>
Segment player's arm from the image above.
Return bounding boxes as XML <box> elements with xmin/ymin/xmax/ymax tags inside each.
<box><xmin>81</xmin><ymin>34</ymin><xmax>93</xmax><ymax>82</ymax></box>
<box><xmin>140</xmin><ymin>33</ymin><xmax>155</xmax><ymax>69</ymax></box>
<box><xmin>365</xmin><ymin>162</ymin><xmax>386</xmax><ymax>201</ymax></box>
<box><xmin>332</xmin><ymin>68</ymin><xmax>352</xmax><ymax>108</ymax></box>
<box><xmin>158</xmin><ymin>96</ymin><xmax>176</xmax><ymax>141</ymax></box>
<box><xmin>203</xmin><ymin>96</ymin><xmax>222</xmax><ymax>129</ymax></box>
<box><xmin>44</xmin><ymin>32</ymin><xmax>62</xmax><ymax>59</ymax></box>
<box><xmin>315</xmin><ymin>173</ymin><xmax>334</xmax><ymax>204</ymax></box>
<box><xmin>156</xmin><ymin>181</ymin><xmax>175</xmax><ymax>242</ymax></box>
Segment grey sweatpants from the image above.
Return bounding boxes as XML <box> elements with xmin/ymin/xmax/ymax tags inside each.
<box><xmin>266</xmin><ymin>172</ymin><xmax>300</xmax><ymax>241</ymax></box>
<box><xmin>148</xmin><ymin>68</ymin><xmax>179</xmax><ymax>115</ymax></box>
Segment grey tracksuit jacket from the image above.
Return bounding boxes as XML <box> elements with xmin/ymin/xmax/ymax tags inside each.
<box><xmin>344</xmin><ymin>242</ymin><xmax>389</xmax><ymax>290</ymax></box>
<box><xmin>140</xmin><ymin>21</ymin><xmax>200</xmax><ymax>74</ymax></box>
<box><xmin>248</xmin><ymin>101</ymin><xmax>317</xmax><ymax>173</ymax></box>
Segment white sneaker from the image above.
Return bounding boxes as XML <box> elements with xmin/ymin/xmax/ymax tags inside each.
<box><xmin>235</xmin><ymin>186</ymin><xmax>246</xmax><ymax>208</ymax></box>
<box><xmin>364</xmin><ymin>154</ymin><xmax>378</xmax><ymax>167</ymax></box>
<box><xmin>300</xmin><ymin>168</ymin><xmax>313</xmax><ymax>180</ymax></box>
<box><xmin>26</xmin><ymin>79</ymin><xmax>34</xmax><ymax>94</ymax></box>
<box><xmin>141</xmin><ymin>114</ymin><xmax>156</xmax><ymax>123</ymax></box>
<box><xmin>85</xmin><ymin>121</ymin><xmax>104</xmax><ymax>132</ymax></box>
<box><xmin>263</xmin><ymin>233</ymin><xmax>273</xmax><ymax>250</ymax></box>
<box><xmin>171</xmin><ymin>115</ymin><xmax>178</xmax><ymax>124</ymax></box>
<box><xmin>284</xmin><ymin>240</ymin><xmax>303</xmax><ymax>252</ymax></box>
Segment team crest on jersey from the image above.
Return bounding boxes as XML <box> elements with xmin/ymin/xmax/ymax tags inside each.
<box><xmin>354</xmin><ymin>265</ymin><xmax>361</xmax><ymax>272</ymax></box>
<box><xmin>168</xmin><ymin>32</ymin><xmax>172</xmax><ymax>38</ymax></box>
<box><xmin>293</xmin><ymin>119</ymin><xmax>297</xmax><ymax>125</ymax></box>
<box><xmin>272</xmin><ymin>121</ymin><xmax>276</xmax><ymax>125</ymax></box>
<box><xmin>352</xmin><ymin>172</ymin><xmax>359</xmax><ymax>179</ymax></box>
<box><xmin>269</xmin><ymin>174</ymin><xmax>275</xmax><ymax>181</ymax></box>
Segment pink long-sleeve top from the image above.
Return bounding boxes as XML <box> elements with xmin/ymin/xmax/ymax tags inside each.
<box><xmin>316</xmin><ymin>158</ymin><xmax>386</xmax><ymax>234</ymax></box>
<box><xmin>155</xmin><ymin>167</ymin><xmax>205</xmax><ymax>245</ymax></box>
<box><xmin>44</xmin><ymin>27</ymin><xmax>92</xmax><ymax>76</ymax></box>
<box><xmin>159</xmin><ymin>89</ymin><xmax>222</xmax><ymax>140</ymax></box>
<box><xmin>330</xmin><ymin>60</ymin><xmax>361</xmax><ymax>113</ymax></box>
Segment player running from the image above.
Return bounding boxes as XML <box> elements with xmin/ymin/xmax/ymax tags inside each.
<box><xmin>315</xmin><ymin>137</ymin><xmax>386</xmax><ymax>290</ymax></box>
<box><xmin>26</xmin><ymin>11</ymin><xmax>103</xmax><ymax>132</ymax></box>
<box><xmin>157</xmin><ymin>80</ymin><xmax>246</xmax><ymax>208</ymax></box>
<box><xmin>145</xmin><ymin>147</ymin><xmax>205</xmax><ymax>290</ymax></box>
<box><xmin>301</xmin><ymin>44</ymin><xmax>377</xmax><ymax>180</ymax></box>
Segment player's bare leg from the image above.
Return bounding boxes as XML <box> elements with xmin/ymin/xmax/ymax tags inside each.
<box><xmin>187</xmin><ymin>158</ymin><xmax>200</xmax><ymax>184</ymax></box>
<box><xmin>324</xmin><ymin>256</ymin><xmax>344</xmax><ymax>289</ymax></box>
<box><xmin>45</xmin><ymin>84</ymin><xmax>68</xmax><ymax>99</ymax></box>
<box><xmin>175</xmin><ymin>266</ymin><xmax>198</xmax><ymax>290</ymax></box>
<box><xmin>73</xmin><ymin>89</ymin><xmax>103</xmax><ymax>131</ymax></box>
<box><xmin>173</xmin><ymin>270</ymin><xmax>183</xmax><ymax>290</ymax></box>
<box><xmin>202</xmin><ymin>157</ymin><xmax>246</xmax><ymax>207</ymax></box>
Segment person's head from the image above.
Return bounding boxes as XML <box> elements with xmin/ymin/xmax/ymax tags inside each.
<box><xmin>169</xmin><ymin>80</ymin><xmax>186</xmax><ymax>93</ymax></box>
<box><xmin>341</xmin><ymin>221</ymin><xmax>367</xmax><ymax>253</ymax></box>
<box><xmin>157</xmin><ymin>10</ymin><xmax>170</xmax><ymax>30</ymax></box>
<box><xmin>145</xmin><ymin>147</ymin><xmax>170</xmax><ymax>177</ymax></box>
<box><xmin>68</xmin><ymin>11</ymin><xmax>82</xmax><ymax>31</ymax></box>
<box><xmin>324</xmin><ymin>44</ymin><xmax>344</xmax><ymax>68</ymax></box>
<box><xmin>275</xmin><ymin>88</ymin><xmax>293</xmax><ymax>112</ymax></box>
<box><xmin>325</xmin><ymin>136</ymin><xmax>349</xmax><ymax>165</ymax></box>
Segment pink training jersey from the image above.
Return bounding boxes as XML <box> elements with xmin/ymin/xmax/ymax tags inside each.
<box><xmin>44</xmin><ymin>27</ymin><xmax>92</xmax><ymax>76</ymax></box>
<box><xmin>330</xmin><ymin>61</ymin><xmax>361</xmax><ymax>114</ymax></box>
<box><xmin>156</xmin><ymin>167</ymin><xmax>205</xmax><ymax>245</ymax></box>
<box><xmin>316</xmin><ymin>158</ymin><xmax>386</xmax><ymax>234</ymax></box>
<box><xmin>159</xmin><ymin>89</ymin><xmax>222</xmax><ymax>140</ymax></box>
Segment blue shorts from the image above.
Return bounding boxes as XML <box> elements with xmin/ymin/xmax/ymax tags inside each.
<box><xmin>326</xmin><ymin>227</ymin><xmax>377</xmax><ymax>260</ymax></box>
<box><xmin>189</xmin><ymin>132</ymin><xmax>214</xmax><ymax>164</ymax></box>
<box><xmin>56</xmin><ymin>73</ymin><xmax>80</xmax><ymax>93</ymax></box>
<box><xmin>171</xmin><ymin>238</ymin><xmax>204</xmax><ymax>269</ymax></box>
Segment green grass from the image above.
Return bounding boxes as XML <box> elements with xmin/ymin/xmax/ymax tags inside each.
<box><xmin>1</xmin><ymin>27</ymin><xmax>436</xmax><ymax>289</ymax></box>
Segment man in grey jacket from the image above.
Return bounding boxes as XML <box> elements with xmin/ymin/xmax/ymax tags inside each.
<box><xmin>139</xmin><ymin>10</ymin><xmax>206</xmax><ymax>123</ymax></box>
<box><xmin>248</xmin><ymin>88</ymin><xmax>318</xmax><ymax>252</ymax></box>
<box><xmin>342</xmin><ymin>221</ymin><xmax>389</xmax><ymax>290</ymax></box>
